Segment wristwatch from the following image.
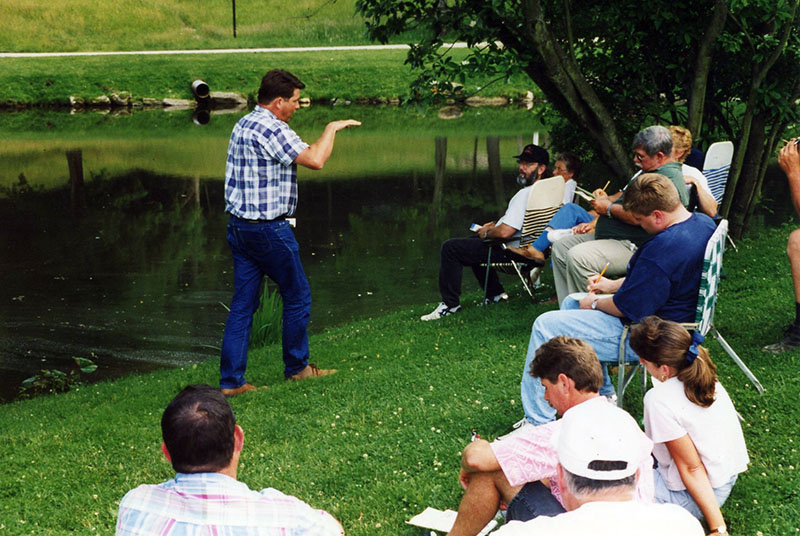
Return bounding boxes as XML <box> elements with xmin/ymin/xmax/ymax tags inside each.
<box><xmin>606</xmin><ymin>203</ymin><xmax>613</xmax><ymax>218</ymax></box>
<box><xmin>709</xmin><ymin>525</ymin><xmax>727</xmax><ymax>534</ymax></box>
<box><xmin>591</xmin><ymin>297</ymin><xmax>599</xmax><ymax>310</ymax></box>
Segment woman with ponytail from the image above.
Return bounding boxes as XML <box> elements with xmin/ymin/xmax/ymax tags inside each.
<box><xmin>630</xmin><ymin>316</ymin><xmax>749</xmax><ymax>535</ymax></box>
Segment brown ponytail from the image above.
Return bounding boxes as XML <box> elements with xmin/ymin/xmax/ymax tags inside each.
<box><xmin>629</xmin><ymin>316</ymin><xmax>718</xmax><ymax>407</ymax></box>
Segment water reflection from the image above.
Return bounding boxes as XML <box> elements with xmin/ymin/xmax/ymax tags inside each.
<box><xmin>0</xmin><ymin>108</ymin><xmax>536</xmax><ymax>401</ymax></box>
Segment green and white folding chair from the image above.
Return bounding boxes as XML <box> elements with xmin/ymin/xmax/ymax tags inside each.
<box><xmin>680</xmin><ymin>219</ymin><xmax>764</xmax><ymax>393</ymax></box>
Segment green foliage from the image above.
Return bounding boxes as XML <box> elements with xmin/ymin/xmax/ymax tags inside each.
<box><xmin>249</xmin><ymin>286</ymin><xmax>283</xmax><ymax>349</ymax></box>
<box><xmin>0</xmin><ymin>226</ymin><xmax>799</xmax><ymax>534</ymax></box>
<box><xmin>19</xmin><ymin>357</ymin><xmax>98</xmax><ymax>398</ymax></box>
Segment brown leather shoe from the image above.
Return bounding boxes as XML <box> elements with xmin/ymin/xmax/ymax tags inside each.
<box><xmin>286</xmin><ymin>363</ymin><xmax>338</xmax><ymax>381</ymax></box>
<box><xmin>220</xmin><ymin>382</ymin><xmax>265</xmax><ymax>397</ymax></box>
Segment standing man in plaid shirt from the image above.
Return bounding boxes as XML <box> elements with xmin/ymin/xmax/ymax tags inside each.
<box><xmin>221</xmin><ymin>69</ymin><xmax>360</xmax><ymax>396</ymax></box>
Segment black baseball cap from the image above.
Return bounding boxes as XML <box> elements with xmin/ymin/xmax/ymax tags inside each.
<box><xmin>514</xmin><ymin>144</ymin><xmax>549</xmax><ymax>166</ymax></box>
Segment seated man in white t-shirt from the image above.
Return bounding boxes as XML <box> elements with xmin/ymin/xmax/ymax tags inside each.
<box><xmin>446</xmin><ymin>336</ymin><xmax>654</xmax><ymax>536</ymax></box>
<box><xmin>421</xmin><ymin>144</ymin><xmax>550</xmax><ymax>321</ymax></box>
<box><xmin>493</xmin><ymin>394</ymin><xmax>704</xmax><ymax>536</ymax></box>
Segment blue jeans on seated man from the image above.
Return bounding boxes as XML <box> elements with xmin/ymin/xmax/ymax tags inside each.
<box><xmin>506</xmin><ymin>481</ymin><xmax>565</xmax><ymax>522</ymax></box>
<box><xmin>520</xmin><ymin>295</ymin><xmax>639</xmax><ymax>424</ymax></box>
<box><xmin>220</xmin><ymin>217</ymin><xmax>311</xmax><ymax>389</ymax></box>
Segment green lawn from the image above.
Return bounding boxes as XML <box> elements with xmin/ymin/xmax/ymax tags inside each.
<box><xmin>0</xmin><ymin>0</ymin><xmax>402</xmax><ymax>52</ymax></box>
<box><xmin>1</xmin><ymin>223</ymin><xmax>798</xmax><ymax>534</ymax></box>
<box><xmin>0</xmin><ymin>49</ymin><xmax>534</xmax><ymax>108</ymax></box>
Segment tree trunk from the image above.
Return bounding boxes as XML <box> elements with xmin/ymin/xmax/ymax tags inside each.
<box><xmin>429</xmin><ymin>136</ymin><xmax>447</xmax><ymax>229</ymax></box>
<box><xmin>486</xmin><ymin>136</ymin><xmax>504</xmax><ymax>207</ymax></box>
<box><xmin>686</xmin><ymin>0</ymin><xmax>729</xmax><ymax>139</ymax></box>
<box><xmin>728</xmin><ymin>112</ymin><xmax>766</xmax><ymax>239</ymax></box>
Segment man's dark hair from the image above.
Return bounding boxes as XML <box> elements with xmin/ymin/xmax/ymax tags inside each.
<box><xmin>161</xmin><ymin>385</ymin><xmax>236</xmax><ymax>473</ymax></box>
<box><xmin>530</xmin><ymin>336</ymin><xmax>602</xmax><ymax>392</ymax></box>
<box><xmin>257</xmin><ymin>69</ymin><xmax>306</xmax><ymax>105</ymax></box>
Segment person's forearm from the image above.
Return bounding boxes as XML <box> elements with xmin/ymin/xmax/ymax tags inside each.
<box><xmin>678</xmin><ymin>465</ymin><xmax>726</xmax><ymax>531</ymax></box>
<box><xmin>300</xmin><ymin>124</ymin><xmax>339</xmax><ymax>169</ymax></box>
<box><xmin>789</xmin><ymin>174</ymin><xmax>800</xmax><ymax>219</ymax></box>
<box><xmin>597</xmin><ymin>297</ymin><xmax>624</xmax><ymax>317</ymax></box>
<box><xmin>695</xmin><ymin>187</ymin><xmax>719</xmax><ymax>218</ymax></box>
<box><xmin>607</xmin><ymin>203</ymin><xmax>639</xmax><ymax>225</ymax></box>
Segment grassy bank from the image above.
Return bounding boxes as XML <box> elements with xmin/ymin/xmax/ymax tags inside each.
<box><xmin>1</xmin><ymin>224</ymin><xmax>798</xmax><ymax>534</ymax></box>
<box><xmin>0</xmin><ymin>49</ymin><xmax>534</xmax><ymax>108</ymax></box>
<box><xmin>0</xmin><ymin>0</ymin><xmax>401</xmax><ymax>52</ymax></box>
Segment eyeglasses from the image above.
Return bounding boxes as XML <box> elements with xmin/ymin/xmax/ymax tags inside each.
<box><xmin>633</xmin><ymin>152</ymin><xmax>646</xmax><ymax>162</ymax></box>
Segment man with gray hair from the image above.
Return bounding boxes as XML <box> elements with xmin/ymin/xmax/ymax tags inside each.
<box><xmin>551</xmin><ymin>125</ymin><xmax>689</xmax><ymax>304</ymax></box>
<box><xmin>493</xmin><ymin>399</ymin><xmax>703</xmax><ymax>535</ymax></box>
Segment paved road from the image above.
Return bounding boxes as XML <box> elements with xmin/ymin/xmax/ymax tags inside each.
<box><xmin>0</xmin><ymin>43</ymin><xmax>470</xmax><ymax>59</ymax></box>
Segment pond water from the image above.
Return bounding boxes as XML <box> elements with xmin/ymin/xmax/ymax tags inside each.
<box><xmin>1</xmin><ymin>106</ymin><xmax>795</xmax><ymax>402</ymax></box>
<box><xmin>0</xmin><ymin>105</ymin><xmax>551</xmax><ymax>401</ymax></box>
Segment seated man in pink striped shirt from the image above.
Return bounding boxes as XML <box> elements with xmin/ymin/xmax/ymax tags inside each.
<box><xmin>116</xmin><ymin>385</ymin><xmax>343</xmax><ymax>535</ymax></box>
<box><xmin>447</xmin><ymin>337</ymin><xmax>654</xmax><ymax>536</ymax></box>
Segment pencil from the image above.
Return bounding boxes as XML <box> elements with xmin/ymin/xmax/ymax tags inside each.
<box><xmin>601</xmin><ymin>180</ymin><xmax>610</xmax><ymax>193</ymax></box>
<box><xmin>594</xmin><ymin>262</ymin><xmax>610</xmax><ymax>284</ymax></box>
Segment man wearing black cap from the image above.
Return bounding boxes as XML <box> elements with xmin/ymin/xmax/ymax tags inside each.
<box><xmin>421</xmin><ymin>144</ymin><xmax>549</xmax><ymax>320</ymax></box>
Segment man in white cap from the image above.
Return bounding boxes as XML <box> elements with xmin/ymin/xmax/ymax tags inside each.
<box><xmin>493</xmin><ymin>396</ymin><xmax>704</xmax><ymax>535</ymax></box>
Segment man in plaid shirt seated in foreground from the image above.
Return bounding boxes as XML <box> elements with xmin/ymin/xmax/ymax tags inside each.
<box><xmin>116</xmin><ymin>385</ymin><xmax>343</xmax><ymax>535</ymax></box>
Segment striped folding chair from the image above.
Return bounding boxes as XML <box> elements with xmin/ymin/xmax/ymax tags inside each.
<box><xmin>703</xmin><ymin>141</ymin><xmax>734</xmax><ymax>204</ymax></box>
<box><xmin>481</xmin><ymin>176</ymin><xmax>565</xmax><ymax>300</ymax></box>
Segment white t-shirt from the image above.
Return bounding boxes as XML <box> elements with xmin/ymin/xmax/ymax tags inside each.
<box><xmin>644</xmin><ymin>377</ymin><xmax>749</xmax><ymax>490</ymax></box>
<box><xmin>496</xmin><ymin>185</ymin><xmax>532</xmax><ymax>247</ymax></box>
<box><xmin>682</xmin><ymin>164</ymin><xmax>713</xmax><ymax>196</ymax></box>
<box><xmin>494</xmin><ymin>500</ymin><xmax>704</xmax><ymax>536</ymax></box>
<box><xmin>490</xmin><ymin>397</ymin><xmax>654</xmax><ymax>507</ymax></box>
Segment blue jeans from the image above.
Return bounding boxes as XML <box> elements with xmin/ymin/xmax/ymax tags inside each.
<box><xmin>654</xmin><ymin>469</ymin><xmax>737</xmax><ymax>519</ymax></box>
<box><xmin>520</xmin><ymin>296</ymin><xmax>639</xmax><ymax>424</ymax></box>
<box><xmin>531</xmin><ymin>203</ymin><xmax>594</xmax><ymax>252</ymax></box>
<box><xmin>220</xmin><ymin>216</ymin><xmax>311</xmax><ymax>388</ymax></box>
<box><xmin>506</xmin><ymin>481</ymin><xmax>565</xmax><ymax>521</ymax></box>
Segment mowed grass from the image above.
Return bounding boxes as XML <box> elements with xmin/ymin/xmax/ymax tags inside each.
<box><xmin>0</xmin><ymin>49</ymin><xmax>534</xmax><ymax>107</ymax></box>
<box><xmin>0</xmin><ymin>223</ymin><xmax>798</xmax><ymax>534</ymax></box>
<box><xmin>0</xmin><ymin>0</ymin><xmax>399</xmax><ymax>52</ymax></box>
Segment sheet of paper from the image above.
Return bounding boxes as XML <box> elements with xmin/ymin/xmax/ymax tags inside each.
<box><xmin>407</xmin><ymin>507</ymin><xmax>498</xmax><ymax>535</ymax></box>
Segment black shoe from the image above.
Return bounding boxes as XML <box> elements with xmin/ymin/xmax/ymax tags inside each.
<box><xmin>763</xmin><ymin>322</ymin><xmax>800</xmax><ymax>353</ymax></box>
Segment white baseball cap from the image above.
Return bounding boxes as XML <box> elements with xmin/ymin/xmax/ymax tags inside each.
<box><xmin>555</xmin><ymin>399</ymin><xmax>646</xmax><ymax>481</ymax></box>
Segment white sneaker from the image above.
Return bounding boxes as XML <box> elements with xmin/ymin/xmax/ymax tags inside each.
<box><xmin>480</xmin><ymin>291</ymin><xmax>509</xmax><ymax>305</ymax></box>
<box><xmin>420</xmin><ymin>302</ymin><xmax>461</xmax><ymax>321</ymax></box>
<box><xmin>496</xmin><ymin>417</ymin><xmax>534</xmax><ymax>440</ymax></box>
<box><xmin>547</xmin><ymin>228</ymin><xmax>574</xmax><ymax>242</ymax></box>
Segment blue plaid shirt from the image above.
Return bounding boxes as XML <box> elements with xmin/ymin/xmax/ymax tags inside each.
<box><xmin>224</xmin><ymin>106</ymin><xmax>309</xmax><ymax>220</ymax></box>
